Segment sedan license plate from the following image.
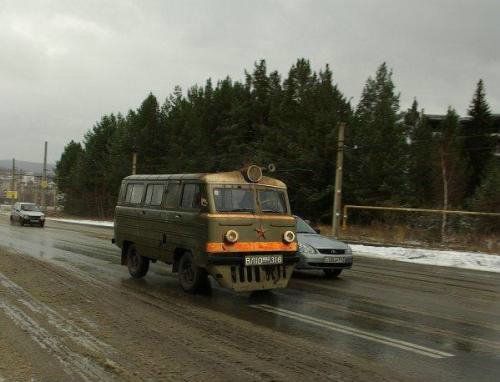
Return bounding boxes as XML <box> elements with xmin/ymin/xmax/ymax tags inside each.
<box><xmin>324</xmin><ymin>256</ymin><xmax>347</xmax><ymax>264</ymax></box>
<box><xmin>245</xmin><ymin>255</ymin><xmax>283</xmax><ymax>267</ymax></box>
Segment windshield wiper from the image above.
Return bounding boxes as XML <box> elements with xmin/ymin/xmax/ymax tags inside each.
<box><xmin>226</xmin><ymin>208</ymin><xmax>255</xmax><ymax>213</ymax></box>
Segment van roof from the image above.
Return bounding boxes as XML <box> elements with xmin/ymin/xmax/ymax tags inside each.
<box><xmin>124</xmin><ymin>170</ymin><xmax>287</xmax><ymax>188</ymax></box>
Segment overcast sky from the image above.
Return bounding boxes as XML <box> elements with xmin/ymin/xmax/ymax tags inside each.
<box><xmin>1</xmin><ymin>0</ymin><xmax>499</xmax><ymax>163</ymax></box>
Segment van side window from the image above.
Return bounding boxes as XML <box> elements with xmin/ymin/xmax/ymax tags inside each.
<box><xmin>125</xmin><ymin>184</ymin><xmax>145</xmax><ymax>204</ymax></box>
<box><xmin>144</xmin><ymin>184</ymin><xmax>164</xmax><ymax>207</ymax></box>
<box><xmin>180</xmin><ymin>183</ymin><xmax>201</xmax><ymax>210</ymax></box>
<box><xmin>164</xmin><ymin>182</ymin><xmax>180</xmax><ymax>209</ymax></box>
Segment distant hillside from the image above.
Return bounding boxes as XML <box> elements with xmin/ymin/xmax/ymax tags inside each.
<box><xmin>0</xmin><ymin>160</ymin><xmax>55</xmax><ymax>175</ymax></box>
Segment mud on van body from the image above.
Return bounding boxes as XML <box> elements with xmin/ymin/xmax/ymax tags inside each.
<box><xmin>113</xmin><ymin>166</ymin><xmax>299</xmax><ymax>293</ymax></box>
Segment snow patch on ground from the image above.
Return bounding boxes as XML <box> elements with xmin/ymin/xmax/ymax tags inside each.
<box><xmin>48</xmin><ymin>218</ymin><xmax>114</xmax><ymax>227</ymax></box>
<box><xmin>351</xmin><ymin>244</ymin><xmax>500</xmax><ymax>273</ymax></box>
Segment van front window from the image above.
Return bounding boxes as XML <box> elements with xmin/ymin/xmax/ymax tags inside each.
<box><xmin>213</xmin><ymin>187</ymin><xmax>255</xmax><ymax>213</ymax></box>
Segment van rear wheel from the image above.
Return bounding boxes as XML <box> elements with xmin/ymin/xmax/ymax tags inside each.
<box><xmin>127</xmin><ymin>244</ymin><xmax>150</xmax><ymax>279</ymax></box>
<box><xmin>178</xmin><ymin>252</ymin><xmax>208</xmax><ymax>293</ymax></box>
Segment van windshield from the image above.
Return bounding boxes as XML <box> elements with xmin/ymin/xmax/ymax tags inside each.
<box><xmin>258</xmin><ymin>189</ymin><xmax>287</xmax><ymax>214</ymax></box>
<box><xmin>213</xmin><ymin>187</ymin><xmax>255</xmax><ymax>213</ymax></box>
<box><xmin>213</xmin><ymin>186</ymin><xmax>288</xmax><ymax>214</ymax></box>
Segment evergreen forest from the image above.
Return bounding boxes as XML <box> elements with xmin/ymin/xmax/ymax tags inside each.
<box><xmin>55</xmin><ymin>59</ymin><xmax>499</xmax><ymax>231</ymax></box>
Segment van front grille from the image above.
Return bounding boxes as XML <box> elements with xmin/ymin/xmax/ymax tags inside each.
<box><xmin>230</xmin><ymin>265</ymin><xmax>286</xmax><ymax>283</ymax></box>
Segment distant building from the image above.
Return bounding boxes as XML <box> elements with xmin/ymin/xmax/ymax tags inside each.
<box><xmin>425</xmin><ymin>113</ymin><xmax>500</xmax><ymax>156</ymax></box>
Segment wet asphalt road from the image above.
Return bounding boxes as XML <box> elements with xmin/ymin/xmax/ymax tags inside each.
<box><xmin>0</xmin><ymin>217</ymin><xmax>499</xmax><ymax>381</ymax></box>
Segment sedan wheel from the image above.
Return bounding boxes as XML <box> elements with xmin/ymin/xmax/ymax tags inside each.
<box><xmin>324</xmin><ymin>269</ymin><xmax>342</xmax><ymax>278</ymax></box>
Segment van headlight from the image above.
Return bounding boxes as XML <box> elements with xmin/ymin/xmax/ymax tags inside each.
<box><xmin>224</xmin><ymin>229</ymin><xmax>239</xmax><ymax>243</ymax></box>
<box><xmin>283</xmin><ymin>230</ymin><xmax>296</xmax><ymax>243</ymax></box>
<box><xmin>298</xmin><ymin>242</ymin><xmax>316</xmax><ymax>255</ymax></box>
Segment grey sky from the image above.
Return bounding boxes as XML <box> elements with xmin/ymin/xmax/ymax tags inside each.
<box><xmin>1</xmin><ymin>0</ymin><xmax>499</xmax><ymax>163</ymax></box>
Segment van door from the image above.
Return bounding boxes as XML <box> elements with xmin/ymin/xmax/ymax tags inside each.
<box><xmin>161</xmin><ymin>181</ymin><xmax>181</xmax><ymax>263</ymax></box>
<box><xmin>176</xmin><ymin>183</ymin><xmax>206</xmax><ymax>259</ymax></box>
<box><xmin>139</xmin><ymin>182</ymin><xmax>166</xmax><ymax>260</ymax></box>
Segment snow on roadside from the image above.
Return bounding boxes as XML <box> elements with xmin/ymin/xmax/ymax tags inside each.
<box><xmin>47</xmin><ymin>218</ymin><xmax>114</xmax><ymax>228</ymax></box>
<box><xmin>351</xmin><ymin>244</ymin><xmax>500</xmax><ymax>273</ymax></box>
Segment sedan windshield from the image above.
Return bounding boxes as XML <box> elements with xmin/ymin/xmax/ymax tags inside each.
<box><xmin>21</xmin><ymin>204</ymin><xmax>41</xmax><ymax>212</ymax></box>
<box><xmin>213</xmin><ymin>187</ymin><xmax>255</xmax><ymax>213</ymax></box>
<box><xmin>296</xmin><ymin>217</ymin><xmax>316</xmax><ymax>234</ymax></box>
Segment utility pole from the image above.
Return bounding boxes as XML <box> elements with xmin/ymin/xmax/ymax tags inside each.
<box><xmin>41</xmin><ymin>141</ymin><xmax>48</xmax><ymax>211</ymax></box>
<box><xmin>332</xmin><ymin>122</ymin><xmax>345</xmax><ymax>237</ymax></box>
<box><xmin>11</xmin><ymin>158</ymin><xmax>16</xmax><ymax>191</ymax></box>
<box><xmin>132</xmin><ymin>150</ymin><xmax>137</xmax><ymax>175</ymax></box>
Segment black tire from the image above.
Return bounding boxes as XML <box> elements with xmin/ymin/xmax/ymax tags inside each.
<box><xmin>127</xmin><ymin>244</ymin><xmax>150</xmax><ymax>279</ymax></box>
<box><xmin>324</xmin><ymin>269</ymin><xmax>342</xmax><ymax>278</ymax></box>
<box><xmin>178</xmin><ymin>252</ymin><xmax>208</xmax><ymax>293</ymax></box>
<box><xmin>40</xmin><ymin>221</ymin><xmax>45</xmax><ymax>228</ymax></box>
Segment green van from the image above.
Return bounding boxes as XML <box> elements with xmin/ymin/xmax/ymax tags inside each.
<box><xmin>113</xmin><ymin>166</ymin><xmax>299</xmax><ymax>293</ymax></box>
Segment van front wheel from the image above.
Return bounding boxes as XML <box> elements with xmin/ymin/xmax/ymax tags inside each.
<box><xmin>178</xmin><ymin>252</ymin><xmax>208</xmax><ymax>293</ymax></box>
<box><xmin>127</xmin><ymin>244</ymin><xmax>150</xmax><ymax>279</ymax></box>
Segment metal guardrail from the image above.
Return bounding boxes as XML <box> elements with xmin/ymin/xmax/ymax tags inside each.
<box><xmin>342</xmin><ymin>205</ymin><xmax>500</xmax><ymax>230</ymax></box>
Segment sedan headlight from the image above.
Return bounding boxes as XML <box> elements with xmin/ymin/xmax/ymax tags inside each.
<box><xmin>298</xmin><ymin>242</ymin><xmax>317</xmax><ymax>255</ymax></box>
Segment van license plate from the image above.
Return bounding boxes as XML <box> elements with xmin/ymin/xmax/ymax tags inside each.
<box><xmin>245</xmin><ymin>255</ymin><xmax>283</xmax><ymax>266</ymax></box>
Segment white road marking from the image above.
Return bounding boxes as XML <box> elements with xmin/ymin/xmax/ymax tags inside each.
<box><xmin>251</xmin><ymin>304</ymin><xmax>455</xmax><ymax>359</ymax></box>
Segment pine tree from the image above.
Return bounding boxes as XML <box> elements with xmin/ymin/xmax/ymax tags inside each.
<box><xmin>55</xmin><ymin>141</ymin><xmax>84</xmax><ymax>213</ymax></box>
<box><xmin>407</xmin><ymin>106</ymin><xmax>436</xmax><ymax>207</ymax></box>
<box><xmin>471</xmin><ymin>158</ymin><xmax>500</xmax><ymax>214</ymax></box>
<box><xmin>464</xmin><ymin>80</ymin><xmax>495</xmax><ymax>198</ymax></box>
<box><xmin>346</xmin><ymin>63</ymin><xmax>408</xmax><ymax>206</ymax></box>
